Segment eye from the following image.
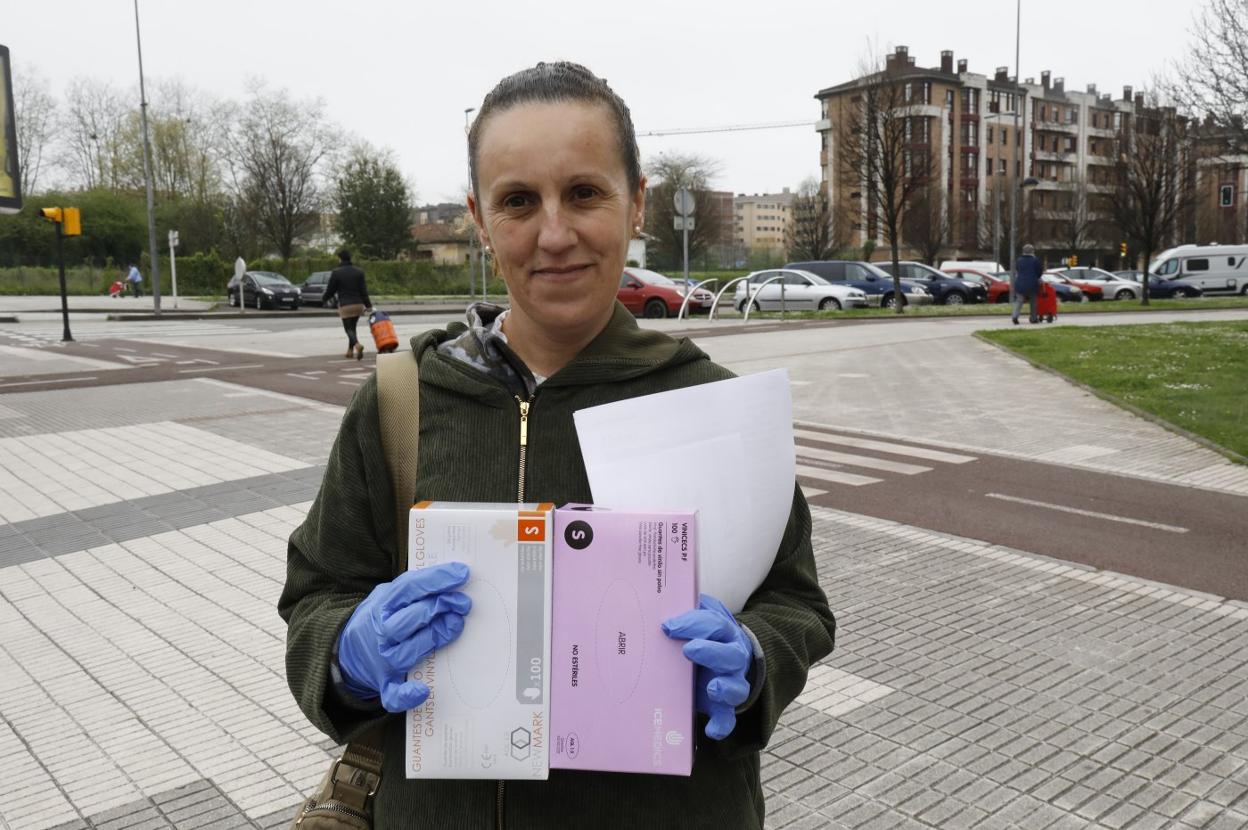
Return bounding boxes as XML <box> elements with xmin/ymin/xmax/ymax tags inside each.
<box><xmin>502</xmin><ymin>192</ymin><xmax>533</xmax><ymax>210</ymax></box>
<box><xmin>571</xmin><ymin>185</ymin><xmax>600</xmax><ymax>201</ymax></box>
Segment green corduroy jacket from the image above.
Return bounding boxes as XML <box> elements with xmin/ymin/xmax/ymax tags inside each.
<box><xmin>279</xmin><ymin>303</ymin><xmax>837</xmax><ymax>829</ymax></box>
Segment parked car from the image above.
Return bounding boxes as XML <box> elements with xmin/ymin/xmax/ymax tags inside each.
<box><xmin>616</xmin><ymin>268</ymin><xmax>714</xmax><ymax>318</ymax></box>
<box><xmin>300</xmin><ymin>271</ymin><xmax>337</xmax><ymax>307</ymax></box>
<box><xmin>1041</xmin><ymin>273</ymin><xmax>1093</xmax><ymax>302</ymax></box>
<box><xmin>939</xmin><ymin>259</ymin><xmax>1006</xmax><ymax>274</ymax></box>
<box><xmin>783</xmin><ymin>260</ymin><xmax>932</xmax><ymax>308</ymax></box>
<box><xmin>227</xmin><ymin>271</ymin><xmax>302</xmax><ymax>310</ymax></box>
<box><xmin>1124</xmin><ymin>272</ymin><xmax>1204</xmax><ymax>299</ymax></box>
<box><xmin>875</xmin><ymin>261</ymin><xmax>986</xmax><ymax>304</ymax></box>
<box><xmin>1051</xmin><ymin>267</ymin><xmax>1142</xmax><ymax>300</ymax></box>
<box><xmin>733</xmin><ymin>269</ymin><xmax>869</xmax><ymax>312</ymax></box>
<box><xmin>941</xmin><ymin>266</ymin><xmax>1011</xmax><ymax>304</ymax></box>
<box><xmin>1149</xmin><ymin>243</ymin><xmax>1248</xmax><ymax>295</ymax></box>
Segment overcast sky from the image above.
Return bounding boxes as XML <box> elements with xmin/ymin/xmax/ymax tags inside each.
<box><xmin>10</xmin><ymin>0</ymin><xmax>1200</xmax><ymax>204</ymax></box>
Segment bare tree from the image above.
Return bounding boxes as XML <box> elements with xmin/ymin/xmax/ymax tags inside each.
<box><xmin>1108</xmin><ymin>100</ymin><xmax>1196</xmax><ymax>304</ymax></box>
<box><xmin>13</xmin><ymin>65</ymin><xmax>57</xmax><ymax>195</ymax></box>
<box><xmin>60</xmin><ymin>78</ymin><xmax>129</xmax><ymax>190</ymax></box>
<box><xmin>837</xmin><ymin>55</ymin><xmax>933</xmax><ymax>312</ymax></box>
<box><xmin>785</xmin><ymin>177</ymin><xmax>842</xmax><ymax>260</ymax></box>
<box><xmin>902</xmin><ymin>178</ymin><xmax>949</xmax><ymax>265</ymax></box>
<box><xmin>643</xmin><ymin>152</ymin><xmax>725</xmax><ymax>270</ymax></box>
<box><xmin>1173</xmin><ymin>0</ymin><xmax>1248</xmax><ymax>155</ymax></box>
<box><xmin>225</xmin><ymin>85</ymin><xmax>334</xmax><ymax>260</ymax></box>
<box><xmin>1057</xmin><ymin>173</ymin><xmax>1093</xmax><ymax>262</ymax></box>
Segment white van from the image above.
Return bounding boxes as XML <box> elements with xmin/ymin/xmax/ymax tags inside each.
<box><xmin>940</xmin><ymin>260</ymin><xmax>1006</xmax><ymax>275</ymax></box>
<box><xmin>1150</xmin><ymin>244</ymin><xmax>1248</xmax><ymax>295</ymax></box>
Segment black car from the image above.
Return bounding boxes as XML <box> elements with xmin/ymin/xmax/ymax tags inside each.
<box><xmin>874</xmin><ymin>260</ymin><xmax>985</xmax><ymax>305</ymax></box>
<box><xmin>227</xmin><ymin>271</ymin><xmax>302</xmax><ymax>310</ymax></box>
<box><xmin>300</xmin><ymin>271</ymin><xmax>337</xmax><ymax>307</ymax></box>
<box><xmin>783</xmin><ymin>260</ymin><xmax>933</xmax><ymax>308</ymax></box>
<box><xmin>1124</xmin><ymin>273</ymin><xmax>1204</xmax><ymax>299</ymax></box>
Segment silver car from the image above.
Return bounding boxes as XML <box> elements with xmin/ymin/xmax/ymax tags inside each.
<box><xmin>1051</xmin><ymin>267</ymin><xmax>1141</xmax><ymax>301</ymax></box>
<box><xmin>734</xmin><ymin>269</ymin><xmax>870</xmax><ymax>312</ymax></box>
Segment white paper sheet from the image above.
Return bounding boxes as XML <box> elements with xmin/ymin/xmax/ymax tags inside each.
<box><xmin>573</xmin><ymin>369</ymin><xmax>796</xmax><ymax>613</ymax></box>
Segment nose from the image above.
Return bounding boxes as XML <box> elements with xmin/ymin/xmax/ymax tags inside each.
<box><xmin>536</xmin><ymin>202</ymin><xmax>576</xmax><ymax>255</ymax></box>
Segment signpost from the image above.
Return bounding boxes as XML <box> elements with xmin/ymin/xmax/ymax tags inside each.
<box><xmin>168</xmin><ymin>229</ymin><xmax>180</xmax><ymax>309</ymax></box>
<box><xmin>234</xmin><ymin>256</ymin><xmax>247</xmax><ymax>315</ymax></box>
<box><xmin>673</xmin><ymin>188</ymin><xmax>695</xmax><ymax>284</ymax></box>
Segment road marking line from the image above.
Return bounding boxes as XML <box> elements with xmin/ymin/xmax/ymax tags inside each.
<box><xmin>179</xmin><ymin>363</ymin><xmax>264</xmax><ymax>373</ymax></box>
<box><xmin>0</xmin><ymin>376</ymin><xmax>98</xmax><ymax>388</ymax></box>
<box><xmin>339</xmin><ymin>380</ymin><xmax>363</xmax><ymax>386</ymax></box>
<box><xmin>798</xmin><ymin>445</ymin><xmax>931</xmax><ymax>475</ymax></box>
<box><xmin>794</xmin><ymin>429</ymin><xmax>977</xmax><ymax>464</ymax></box>
<box><xmin>800</xmin><ymin>486</ymin><xmax>827</xmax><ymax>499</ymax></box>
<box><xmin>796</xmin><ymin>464</ymin><xmax>884</xmax><ymax>487</ymax></box>
<box><xmin>984</xmin><ymin>493</ymin><xmax>1190</xmax><ymax>534</ymax></box>
<box><xmin>150</xmin><ymin>352</ymin><xmax>179</xmax><ymax>358</ymax></box>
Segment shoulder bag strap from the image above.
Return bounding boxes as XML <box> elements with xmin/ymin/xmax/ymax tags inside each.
<box><xmin>322</xmin><ymin>349</ymin><xmax>420</xmax><ymax>811</ymax></box>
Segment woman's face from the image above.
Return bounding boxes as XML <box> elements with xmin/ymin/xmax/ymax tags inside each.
<box><xmin>469</xmin><ymin>101</ymin><xmax>644</xmax><ymax>343</ymax></box>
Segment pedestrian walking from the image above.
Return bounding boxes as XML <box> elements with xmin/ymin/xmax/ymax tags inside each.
<box><xmin>322</xmin><ymin>249</ymin><xmax>371</xmax><ymax>360</ymax></box>
<box><xmin>279</xmin><ymin>61</ymin><xmax>836</xmax><ymax>830</ymax></box>
<box><xmin>1013</xmin><ymin>243</ymin><xmax>1043</xmax><ymax>324</ymax></box>
<box><xmin>126</xmin><ymin>263</ymin><xmax>144</xmax><ymax>298</ymax></box>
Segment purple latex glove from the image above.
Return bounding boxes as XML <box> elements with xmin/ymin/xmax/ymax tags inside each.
<box><xmin>661</xmin><ymin>593</ymin><xmax>753</xmax><ymax>740</ymax></box>
<box><xmin>337</xmin><ymin>562</ymin><xmax>472</xmax><ymax>712</ymax></box>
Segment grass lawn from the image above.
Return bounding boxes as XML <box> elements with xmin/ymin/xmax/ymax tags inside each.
<box><xmin>978</xmin><ymin>321</ymin><xmax>1248</xmax><ymax>461</ymax></box>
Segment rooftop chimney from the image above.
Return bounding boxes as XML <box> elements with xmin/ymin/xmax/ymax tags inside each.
<box><xmin>1135</xmin><ymin>92</ymin><xmax>1145</xmax><ymax>108</ymax></box>
<box><xmin>1041</xmin><ymin>70</ymin><xmax>1051</xmax><ymax>91</ymax></box>
<box><xmin>1123</xmin><ymin>85</ymin><xmax>1133</xmax><ymax>102</ymax></box>
<box><xmin>907</xmin><ymin>57</ymin><xmax>915</xmax><ymax>67</ymax></box>
<box><xmin>994</xmin><ymin>66</ymin><xmax>1009</xmax><ymax>82</ymax></box>
<box><xmin>1054</xmin><ymin>77</ymin><xmax>1065</xmax><ymax>93</ymax></box>
<box><xmin>957</xmin><ymin>58</ymin><xmax>968</xmax><ymax>73</ymax></box>
<box><xmin>1086</xmin><ymin>83</ymin><xmax>1097</xmax><ymax>95</ymax></box>
<box><xmin>941</xmin><ymin>50</ymin><xmax>953</xmax><ymax>73</ymax></box>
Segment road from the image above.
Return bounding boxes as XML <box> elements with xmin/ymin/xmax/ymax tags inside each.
<box><xmin>2</xmin><ymin>308</ymin><xmax>1245</xmax><ymax>601</ymax></box>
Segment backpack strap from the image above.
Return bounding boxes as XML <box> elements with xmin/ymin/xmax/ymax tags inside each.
<box><xmin>314</xmin><ymin>349</ymin><xmax>419</xmax><ymax>820</ymax></box>
<box><xmin>376</xmin><ymin>350</ymin><xmax>421</xmax><ymax>572</ymax></box>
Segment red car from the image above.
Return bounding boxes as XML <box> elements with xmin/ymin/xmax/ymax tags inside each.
<box><xmin>942</xmin><ymin>267</ymin><xmax>1011</xmax><ymax>303</ymax></box>
<box><xmin>1044</xmin><ymin>270</ymin><xmax>1103</xmax><ymax>300</ymax></box>
<box><xmin>617</xmin><ymin>268</ymin><xmax>714</xmax><ymax>318</ymax></box>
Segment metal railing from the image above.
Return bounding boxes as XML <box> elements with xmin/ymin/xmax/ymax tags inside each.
<box><xmin>676</xmin><ymin>278</ymin><xmax>719</xmax><ymax>320</ymax></box>
<box><xmin>709</xmin><ymin>274</ymin><xmax>787</xmax><ymax>323</ymax></box>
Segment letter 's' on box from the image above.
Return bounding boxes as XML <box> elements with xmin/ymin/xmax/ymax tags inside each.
<box><xmin>405</xmin><ymin>502</ymin><xmax>553</xmax><ymax>779</ymax></box>
<box><xmin>550</xmin><ymin>506</ymin><xmax>697</xmax><ymax>776</ymax></box>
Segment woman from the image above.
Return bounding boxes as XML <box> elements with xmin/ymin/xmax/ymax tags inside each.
<box><xmin>280</xmin><ymin>62</ymin><xmax>836</xmax><ymax>829</ymax></box>
<box><xmin>324</xmin><ymin>249</ymin><xmax>372</xmax><ymax>359</ymax></box>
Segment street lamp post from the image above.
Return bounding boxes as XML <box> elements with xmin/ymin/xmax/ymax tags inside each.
<box><xmin>133</xmin><ymin>0</ymin><xmax>162</xmax><ymax>315</ymax></box>
<box><xmin>1009</xmin><ymin>0</ymin><xmax>1023</xmax><ymax>307</ymax></box>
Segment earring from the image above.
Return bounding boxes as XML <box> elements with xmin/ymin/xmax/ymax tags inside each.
<box><xmin>633</xmin><ymin>225</ymin><xmax>641</xmax><ymax>236</ymax></box>
<box><xmin>484</xmin><ymin>244</ymin><xmax>492</xmax><ymax>253</ymax></box>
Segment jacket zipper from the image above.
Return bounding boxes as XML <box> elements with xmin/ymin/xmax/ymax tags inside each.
<box><xmin>296</xmin><ymin>798</ymin><xmax>368</xmax><ymax>825</ymax></box>
<box><xmin>499</xmin><ymin>393</ymin><xmax>535</xmax><ymax>830</ymax></box>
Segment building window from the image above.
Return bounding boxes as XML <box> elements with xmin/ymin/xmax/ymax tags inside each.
<box><xmin>1065</xmin><ymin>136</ymin><xmax>1076</xmax><ymax>153</ymax></box>
<box><xmin>1002</xmin><ymin>129</ymin><xmax>1008</xmax><ymax>146</ymax></box>
<box><xmin>1221</xmin><ymin>184</ymin><xmax>1235</xmax><ymax>207</ymax></box>
<box><xmin>987</xmin><ymin>125</ymin><xmax>994</xmax><ymax>143</ymax></box>
<box><xmin>999</xmin><ymin>158</ymin><xmax>1007</xmax><ymax>175</ymax></box>
<box><xmin>946</xmin><ymin>89</ymin><xmax>955</xmax><ymax>107</ymax></box>
<box><xmin>922</xmin><ymin>82</ymin><xmax>932</xmax><ymax>104</ymax></box>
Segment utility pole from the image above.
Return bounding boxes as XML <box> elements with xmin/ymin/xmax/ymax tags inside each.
<box><xmin>1008</xmin><ymin>0</ymin><xmax>1025</xmax><ymax>307</ymax></box>
<box><xmin>134</xmin><ymin>0</ymin><xmax>162</xmax><ymax>315</ymax></box>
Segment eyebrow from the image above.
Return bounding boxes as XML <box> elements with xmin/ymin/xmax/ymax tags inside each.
<box><xmin>489</xmin><ymin>171</ymin><xmax>615</xmax><ymax>193</ymax></box>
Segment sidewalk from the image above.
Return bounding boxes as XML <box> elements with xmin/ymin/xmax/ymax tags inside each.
<box><xmin>0</xmin><ymin>322</ymin><xmax>1245</xmax><ymax>829</ymax></box>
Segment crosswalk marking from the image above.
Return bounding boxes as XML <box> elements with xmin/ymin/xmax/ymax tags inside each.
<box><xmin>797</xmin><ymin>444</ymin><xmax>931</xmax><ymax>475</ymax></box>
<box><xmin>794</xmin><ymin>427</ymin><xmax>977</xmax><ymax>464</ymax></box>
<box><xmin>796</xmin><ymin>464</ymin><xmax>884</xmax><ymax>487</ymax></box>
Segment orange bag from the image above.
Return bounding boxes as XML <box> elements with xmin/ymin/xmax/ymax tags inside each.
<box><xmin>369</xmin><ymin>309</ymin><xmax>399</xmax><ymax>353</ymax></box>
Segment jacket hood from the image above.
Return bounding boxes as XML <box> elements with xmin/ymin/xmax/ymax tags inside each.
<box><xmin>409</xmin><ymin>301</ymin><xmax>710</xmax><ymax>400</ymax></box>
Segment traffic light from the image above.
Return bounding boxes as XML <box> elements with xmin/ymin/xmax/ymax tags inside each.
<box><xmin>38</xmin><ymin>206</ymin><xmax>81</xmax><ymax>235</ymax></box>
<box><xmin>1069</xmin><ymin>255</ymin><xmax>1078</xmax><ymax>267</ymax></box>
<box><xmin>63</xmin><ymin>208</ymin><xmax>81</xmax><ymax>236</ymax></box>
<box><xmin>1120</xmin><ymin>242</ymin><xmax>1128</xmax><ymax>257</ymax></box>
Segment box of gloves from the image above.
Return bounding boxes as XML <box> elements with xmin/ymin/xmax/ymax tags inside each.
<box><xmin>405</xmin><ymin>501</ymin><xmax>554</xmax><ymax>780</ymax></box>
<box><xmin>549</xmin><ymin>506</ymin><xmax>697</xmax><ymax>775</ymax></box>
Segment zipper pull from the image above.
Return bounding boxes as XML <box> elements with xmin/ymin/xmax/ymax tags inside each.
<box><xmin>517</xmin><ymin>397</ymin><xmax>530</xmax><ymax>446</ymax></box>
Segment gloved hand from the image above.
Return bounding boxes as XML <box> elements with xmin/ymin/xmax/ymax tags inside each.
<box><xmin>337</xmin><ymin>561</ymin><xmax>472</xmax><ymax>712</ymax></box>
<box><xmin>661</xmin><ymin>593</ymin><xmax>754</xmax><ymax>740</ymax></box>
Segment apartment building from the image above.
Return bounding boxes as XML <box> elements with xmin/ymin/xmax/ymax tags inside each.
<box><xmin>734</xmin><ymin>189</ymin><xmax>795</xmax><ymax>256</ymax></box>
<box><xmin>816</xmin><ymin>46</ymin><xmax>1149</xmax><ymax>266</ymax></box>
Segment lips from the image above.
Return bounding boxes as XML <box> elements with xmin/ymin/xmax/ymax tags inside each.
<box><xmin>532</xmin><ymin>264</ymin><xmax>594</xmax><ymax>280</ymax></box>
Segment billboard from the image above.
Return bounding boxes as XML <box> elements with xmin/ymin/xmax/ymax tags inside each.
<box><xmin>0</xmin><ymin>45</ymin><xmax>22</xmax><ymax>214</ymax></box>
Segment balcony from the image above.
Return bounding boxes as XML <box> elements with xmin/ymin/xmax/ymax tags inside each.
<box><xmin>1034</xmin><ymin>120</ymin><xmax>1079</xmax><ymax>134</ymax></box>
<box><xmin>1033</xmin><ymin>150</ymin><xmax>1076</xmax><ymax>163</ymax></box>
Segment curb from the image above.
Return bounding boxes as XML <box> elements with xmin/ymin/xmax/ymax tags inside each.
<box><xmin>105</xmin><ymin>305</ymin><xmax>479</xmax><ymax>322</ymax></box>
<box><xmin>973</xmin><ymin>330</ymin><xmax>1248</xmax><ymax>468</ymax></box>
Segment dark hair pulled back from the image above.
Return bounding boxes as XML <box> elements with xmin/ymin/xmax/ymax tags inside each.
<box><xmin>468</xmin><ymin>62</ymin><xmax>642</xmax><ymax>197</ymax></box>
